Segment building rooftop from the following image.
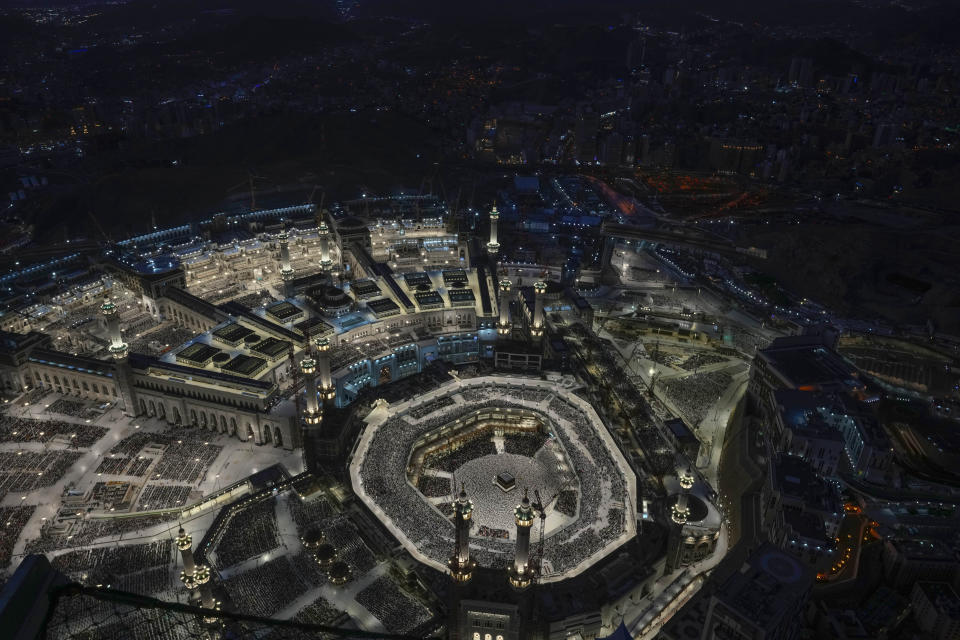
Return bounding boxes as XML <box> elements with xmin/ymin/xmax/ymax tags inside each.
<box><xmin>249</xmin><ymin>336</ymin><xmax>291</xmax><ymax>360</ymax></box>
<box><xmin>219</xmin><ymin>354</ymin><xmax>268</xmax><ymax>377</ymax></box>
<box><xmin>712</xmin><ymin>543</ymin><xmax>812</xmax><ymax>633</ymax></box>
<box><xmin>211</xmin><ymin>322</ymin><xmax>255</xmax><ymax>344</ymax></box>
<box><xmin>917</xmin><ymin>582</ymin><xmax>960</xmax><ymax>620</ymax></box>
<box><xmin>265</xmin><ymin>300</ymin><xmax>304</xmax><ymax>322</ymax></box>
<box><xmin>174</xmin><ymin>342</ymin><xmax>221</xmax><ymax>366</ymax></box>
<box><xmin>760</xmin><ymin>339</ymin><xmax>859</xmax><ymax>391</ymax></box>
<box><xmin>772</xmin><ymin>455</ymin><xmax>841</xmax><ymax>515</ymax></box>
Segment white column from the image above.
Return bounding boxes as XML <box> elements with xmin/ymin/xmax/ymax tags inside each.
<box><xmin>498</xmin><ymin>279</ymin><xmax>512</xmax><ymax>335</ymax></box>
<box><xmin>101</xmin><ymin>299</ymin><xmax>127</xmax><ymax>358</ymax></box>
<box><xmin>532</xmin><ymin>281</ymin><xmax>547</xmax><ymax>338</ymax></box>
<box><xmin>301</xmin><ymin>356</ymin><xmax>321</xmax><ymax>424</ymax></box>
<box><xmin>316</xmin><ymin>337</ymin><xmax>334</xmax><ymax>400</ymax></box>
<box><xmin>487</xmin><ymin>205</ymin><xmax>500</xmax><ymax>254</ymax></box>
<box><xmin>319</xmin><ymin>221</ymin><xmax>333</xmax><ymax>271</ymax></box>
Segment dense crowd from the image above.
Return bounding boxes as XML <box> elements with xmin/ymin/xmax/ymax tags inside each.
<box><xmin>0</xmin><ymin>505</ymin><xmax>35</xmax><ymax>568</ymax></box>
<box><xmin>221</xmin><ymin>555</ymin><xmax>309</xmax><ymax>618</ymax></box>
<box><xmin>51</xmin><ymin>540</ymin><xmax>172</xmax><ymax>578</ymax></box>
<box><xmin>424</xmin><ymin>436</ymin><xmax>496</xmax><ymax>473</ymax></box>
<box><xmin>355</xmin><ymin>576</ymin><xmax>432</xmax><ymax>635</ymax></box>
<box><xmin>416</xmin><ymin>475</ymin><xmax>451</xmax><ymax>498</ymax></box>
<box><xmin>292</xmin><ymin>595</ymin><xmax>341</xmax><ymax>626</ymax></box>
<box><xmin>113</xmin><ymin>565</ymin><xmax>173</xmax><ymax>597</ymax></box>
<box><xmin>555</xmin><ymin>490</ymin><xmax>578</xmax><ymax>518</ymax></box>
<box><xmin>454</xmin><ymin>449</ymin><xmax>565</xmax><ymax>533</ymax></box>
<box><xmin>323</xmin><ymin>515</ymin><xmax>376</xmax><ymax>575</ymax></box>
<box><xmin>213</xmin><ymin>498</ymin><xmax>280</xmax><ymax>569</ymax></box>
<box><xmin>24</xmin><ymin>514</ymin><xmax>179</xmax><ymax>555</ymax></box>
<box><xmin>104</xmin><ymin>432</ymin><xmax>221</xmax><ymax>484</ymax></box>
<box><xmin>542</xmin><ymin>395</ymin><xmax>629</xmax><ymax>573</ymax></box>
<box><xmin>151</xmin><ymin>438</ymin><xmax>221</xmax><ymax>484</ymax></box>
<box><xmin>501</xmin><ymin>387</ymin><xmax>554</xmax><ymax>404</ymax></box>
<box><xmin>357</xmin><ymin>387</ymin><xmax>630</xmax><ymax>577</ymax></box>
<box><xmin>136</xmin><ymin>485</ymin><xmax>192</xmax><ymax>511</ymax></box>
<box><xmin>0</xmin><ymin>450</ymin><xmax>84</xmax><ymax>493</ymax></box>
<box><xmin>47</xmin><ymin>398</ymin><xmax>91</xmax><ymax>418</ymax></box>
<box><xmin>288</xmin><ymin>495</ymin><xmax>336</xmax><ymax>534</ymax></box>
<box><xmin>0</xmin><ymin>414</ymin><xmax>106</xmax><ymax>447</ymax></box>
<box><xmin>407</xmin><ymin>396</ymin><xmax>455</xmax><ymax>419</ymax></box>
<box><xmin>679</xmin><ymin>352</ymin><xmax>727</xmax><ymax>371</ymax></box>
<box><xmin>660</xmin><ymin>370</ymin><xmax>732</xmax><ymax>426</ymax></box>
<box><xmin>503</xmin><ymin>431</ymin><xmax>549</xmax><ymax>457</ymax></box>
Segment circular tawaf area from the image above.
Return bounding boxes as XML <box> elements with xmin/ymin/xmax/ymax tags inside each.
<box><xmin>350</xmin><ymin>377</ymin><xmax>637</xmax><ymax>582</ymax></box>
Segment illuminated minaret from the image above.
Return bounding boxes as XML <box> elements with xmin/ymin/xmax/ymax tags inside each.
<box><xmin>487</xmin><ymin>204</ymin><xmax>500</xmax><ymax>254</ymax></box>
<box><xmin>448</xmin><ymin>484</ymin><xmax>476</xmax><ymax>583</ymax></box>
<box><xmin>101</xmin><ymin>299</ymin><xmax>127</xmax><ymax>358</ymax></box>
<box><xmin>177</xmin><ymin>527</ymin><xmax>219</xmax><ymax>619</ymax></box>
<box><xmin>102</xmin><ymin>298</ymin><xmax>137</xmax><ymax>417</ymax></box>
<box><xmin>531</xmin><ymin>281</ymin><xmax>547</xmax><ymax>338</ymax></box>
<box><xmin>319</xmin><ymin>220</ymin><xmax>333</xmax><ymax>271</ymax></box>
<box><xmin>278</xmin><ymin>231</ymin><xmax>294</xmax><ymax>296</ymax></box>
<box><xmin>498</xmin><ymin>279</ymin><xmax>512</xmax><ymax>335</ymax></box>
<box><xmin>671</xmin><ymin>467</ymin><xmax>695</xmax><ymax>525</ymax></box>
<box><xmin>301</xmin><ymin>353</ymin><xmax>321</xmax><ymax>426</ymax></box>
<box><xmin>508</xmin><ymin>489</ymin><xmax>536</xmax><ymax>589</ymax></box>
<box><xmin>315</xmin><ymin>337</ymin><xmax>334</xmax><ymax>401</ymax></box>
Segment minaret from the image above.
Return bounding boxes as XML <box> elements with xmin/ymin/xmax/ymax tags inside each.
<box><xmin>487</xmin><ymin>204</ymin><xmax>500</xmax><ymax>254</ymax></box>
<box><xmin>448</xmin><ymin>484</ymin><xmax>476</xmax><ymax>583</ymax></box>
<box><xmin>301</xmin><ymin>353</ymin><xmax>321</xmax><ymax>426</ymax></box>
<box><xmin>531</xmin><ymin>281</ymin><xmax>547</xmax><ymax>338</ymax></box>
<box><xmin>498</xmin><ymin>279</ymin><xmax>512</xmax><ymax>335</ymax></box>
<box><xmin>177</xmin><ymin>527</ymin><xmax>220</xmax><ymax>620</ymax></box>
<box><xmin>671</xmin><ymin>467</ymin><xmax>695</xmax><ymax>525</ymax></box>
<box><xmin>278</xmin><ymin>231</ymin><xmax>295</xmax><ymax>297</ymax></box>
<box><xmin>101</xmin><ymin>299</ymin><xmax>127</xmax><ymax>358</ymax></box>
<box><xmin>508</xmin><ymin>489</ymin><xmax>536</xmax><ymax>589</ymax></box>
<box><xmin>319</xmin><ymin>221</ymin><xmax>333</xmax><ymax>271</ymax></box>
<box><xmin>102</xmin><ymin>298</ymin><xmax>137</xmax><ymax>417</ymax></box>
<box><xmin>315</xmin><ymin>337</ymin><xmax>334</xmax><ymax>401</ymax></box>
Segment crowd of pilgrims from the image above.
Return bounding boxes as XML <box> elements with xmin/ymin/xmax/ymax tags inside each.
<box><xmin>51</xmin><ymin>540</ymin><xmax>175</xmax><ymax>598</ymax></box>
<box><xmin>0</xmin><ymin>414</ymin><xmax>106</xmax><ymax>448</ymax></box>
<box><xmin>660</xmin><ymin>370</ymin><xmax>733</xmax><ymax>426</ymax></box>
<box><xmin>358</xmin><ymin>384</ymin><xmax>629</xmax><ymax>576</ymax></box>
<box><xmin>93</xmin><ymin>431</ymin><xmax>222</xmax><ymax>485</ymax></box>
<box><xmin>211</xmin><ymin>497</ymin><xmax>280</xmax><ymax>569</ymax></box>
<box><xmin>0</xmin><ymin>505</ymin><xmax>35</xmax><ymax>569</ymax></box>
<box><xmin>221</xmin><ymin>555</ymin><xmax>318</xmax><ymax>618</ymax></box>
<box><xmin>356</xmin><ymin>576</ymin><xmax>433</xmax><ymax>635</ymax></box>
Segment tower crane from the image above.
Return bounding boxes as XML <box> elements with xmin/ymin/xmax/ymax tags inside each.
<box><xmin>531</xmin><ymin>489</ymin><xmax>558</xmax><ymax>583</ymax></box>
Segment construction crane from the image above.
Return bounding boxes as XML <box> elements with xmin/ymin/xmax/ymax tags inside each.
<box><xmin>87</xmin><ymin>210</ymin><xmax>111</xmax><ymax>243</ymax></box>
<box><xmin>531</xmin><ymin>489</ymin><xmax>558</xmax><ymax>583</ymax></box>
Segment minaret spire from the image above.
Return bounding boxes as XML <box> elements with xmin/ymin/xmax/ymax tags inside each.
<box><xmin>487</xmin><ymin>204</ymin><xmax>500</xmax><ymax>254</ymax></box>
<box><xmin>508</xmin><ymin>488</ymin><xmax>535</xmax><ymax>588</ymax></box>
<box><xmin>449</xmin><ymin>483</ymin><xmax>476</xmax><ymax>582</ymax></box>
<box><xmin>532</xmin><ymin>281</ymin><xmax>547</xmax><ymax>339</ymax></box>
<box><xmin>498</xmin><ymin>278</ymin><xmax>512</xmax><ymax>335</ymax></box>
<box><xmin>278</xmin><ymin>230</ymin><xmax>294</xmax><ymax>296</ymax></box>
<box><xmin>319</xmin><ymin>220</ymin><xmax>333</xmax><ymax>271</ymax></box>
<box><xmin>177</xmin><ymin>526</ymin><xmax>221</xmax><ymax>627</ymax></box>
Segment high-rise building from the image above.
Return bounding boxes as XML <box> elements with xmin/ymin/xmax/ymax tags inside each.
<box><xmin>701</xmin><ymin>543</ymin><xmax>812</xmax><ymax>640</ymax></box>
